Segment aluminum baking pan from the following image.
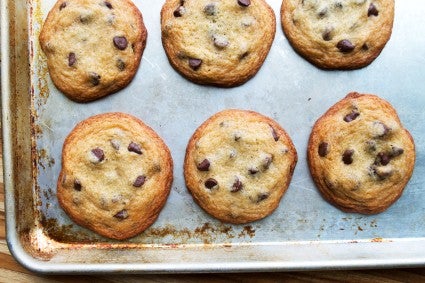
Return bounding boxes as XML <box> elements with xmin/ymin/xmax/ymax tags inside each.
<box><xmin>2</xmin><ymin>0</ymin><xmax>425</xmax><ymax>274</ymax></box>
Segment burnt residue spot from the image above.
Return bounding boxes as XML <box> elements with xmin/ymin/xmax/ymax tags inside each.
<box><xmin>40</xmin><ymin>215</ymin><xmax>95</xmax><ymax>243</ymax></box>
<box><xmin>238</xmin><ymin>225</ymin><xmax>256</xmax><ymax>238</ymax></box>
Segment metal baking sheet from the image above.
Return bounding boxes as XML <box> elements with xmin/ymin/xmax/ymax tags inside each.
<box><xmin>2</xmin><ymin>0</ymin><xmax>425</xmax><ymax>274</ymax></box>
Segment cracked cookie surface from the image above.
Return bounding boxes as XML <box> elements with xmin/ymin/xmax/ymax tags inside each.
<box><xmin>39</xmin><ymin>0</ymin><xmax>147</xmax><ymax>102</ymax></box>
<box><xmin>308</xmin><ymin>92</ymin><xmax>415</xmax><ymax>214</ymax></box>
<box><xmin>161</xmin><ymin>0</ymin><xmax>276</xmax><ymax>87</ymax></box>
<box><xmin>57</xmin><ymin>113</ymin><xmax>173</xmax><ymax>240</ymax></box>
<box><xmin>184</xmin><ymin>109</ymin><xmax>297</xmax><ymax>223</ymax></box>
<box><xmin>281</xmin><ymin>0</ymin><xmax>394</xmax><ymax>69</ymax></box>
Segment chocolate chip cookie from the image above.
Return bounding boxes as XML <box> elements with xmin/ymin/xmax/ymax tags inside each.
<box><xmin>161</xmin><ymin>0</ymin><xmax>276</xmax><ymax>87</ymax></box>
<box><xmin>184</xmin><ymin>109</ymin><xmax>297</xmax><ymax>223</ymax></box>
<box><xmin>39</xmin><ymin>0</ymin><xmax>147</xmax><ymax>102</ymax></box>
<box><xmin>308</xmin><ymin>92</ymin><xmax>415</xmax><ymax>214</ymax></box>
<box><xmin>281</xmin><ymin>0</ymin><xmax>394</xmax><ymax>69</ymax></box>
<box><xmin>57</xmin><ymin>113</ymin><xmax>173</xmax><ymax>240</ymax></box>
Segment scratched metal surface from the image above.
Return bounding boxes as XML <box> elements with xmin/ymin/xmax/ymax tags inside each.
<box><xmin>5</xmin><ymin>0</ymin><xmax>425</xmax><ymax>273</ymax></box>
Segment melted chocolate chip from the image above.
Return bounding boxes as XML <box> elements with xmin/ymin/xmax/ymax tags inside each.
<box><xmin>89</xmin><ymin>72</ymin><xmax>101</xmax><ymax>86</ymax></box>
<box><xmin>68</xmin><ymin>52</ymin><xmax>76</xmax><ymax>67</ymax></box>
<box><xmin>204</xmin><ymin>3</ymin><xmax>217</xmax><ymax>16</ymax></box>
<box><xmin>337</xmin><ymin>39</ymin><xmax>355</xmax><ymax>53</ymax></box>
<box><xmin>368</xmin><ymin>3</ymin><xmax>379</xmax><ymax>17</ymax></box>
<box><xmin>205</xmin><ymin>178</ymin><xmax>218</xmax><ymax>189</ymax></box>
<box><xmin>238</xmin><ymin>0</ymin><xmax>251</xmax><ymax>7</ymax></box>
<box><xmin>322</xmin><ymin>27</ymin><xmax>333</xmax><ymax>41</ymax></box>
<box><xmin>318</xmin><ymin>8</ymin><xmax>328</xmax><ymax>18</ymax></box>
<box><xmin>391</xmin><ymin>146</ymin><xmax>404</xmax><ymax>157</ymax></box>
<box><xmin>270</xmin><ymin>126</ymin><xmax>279</xmax><ymax>141</ymax></box>
<box><xmin>189</xmin><ymin>58</ymin><xmax>202</xmax><ymax>70</ymax></box>
<box><xmin>362</xmin><ymin>43</ymin><xmax>369</xmax><ymax>51</ymax></box>
<box><xmin>133</xmin><ymin>175</ymin><xmax>146</xmax><ymax>187</ymax></box>
<box><xmin>239</xmin><ymin>51</ymin><xmax>249</xmax><ymax>60</ymax></box>
<box><xmin>59</xmin><ymin>2</ymin><xmax>67</xmax><ymax>10</ymax></box>
<box><xmin>128</xmin><ymin>142</ymin><xmax>142</xmax><ymax>154</ymax></box>
<box><xmin>104</xmin><ymin>1</ymin><xmax>113</xmax><ymax>9</ymax></box>
<box><xmin>318</xmin><ymin>142</ymin><xmax>329</xmax><ymax>157</ymax></box>
<box><xmin>173</xmin><ymin>6</ymin><xmax>185</xmax><ymax>17</ymax></box>
<box><xmin>344</xmin><ymin>110</ymin><xmax>360</xmax><ymax>122</ymax></box>
<box><xmin>116</xmin><ymin>58</ymin><xmax>126</xmax><ymax>71</ymax></box>
<box><xmin>114</xmin><ymin>209</ymin><xmax>129</xmax><ymax>220</ymax></box>
<box><xmin>249</xmin><ymin>168</ymin><xmax>259</xmax><ymax>175</ymax></box>
<box><xmin>113</xmin><ymin>36</ymin><xmax>128</xmax><ymax>50</ymax></box>
<box><xmin>342</xmin><ymin>149</ymin><xmax>354</xmax><ymax>165</ymax></box>
<box><xmin>197</xmin><ymin>159</ymin><xmax>210</xmax><ymax>171</ymax></box>
<box><xmin>257</xmin><ymin>193</ymin><xmax>269</xmax><ymax>202</ymax></box>
<box><xmin>110</xmin><ymin>139</ymin><xmax>120</xmax><ymax>150</ymax></box>
<box><xmin>91</xmin><ymin>148</ymin><xmax>105</xmax><ymax>162</ymax></box>
<box><xmin>263</xmin><ymin>156</ymin><xmax>273</xmax><ymax>170</ymax></box>
<box><xmin>376</xmin><ymin>152</ymin><xmax>391</xmax><ymax>166</ymax></box>
<box><xmin>231</xmin><ymin>178</ymin><xmax>243</xmax><ymax>192</ymax></box>
<box><xmin>74</xmin><ymin>179</ymin><xmax>82</xmax><ymax>191</ymax></box>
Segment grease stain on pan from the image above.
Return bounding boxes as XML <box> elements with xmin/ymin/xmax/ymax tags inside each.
<box><xmin>30</xmin><ymin>0</ymin><xmax>50</xmax><ymax>107</ymax></box>
<box><xmin>39</xmin><ymin>218</ymin><xmax>257</xmax><ymax>245</ymax></box>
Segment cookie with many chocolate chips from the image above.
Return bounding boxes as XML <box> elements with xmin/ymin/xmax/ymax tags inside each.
<box><xmin>39</xmin><ymin>0</ymin><xmax>147</xmax><ymax>102</ymax></box>
<box><xmin>281</xmin><ymin>0</ymin><xmax>394</xmax><ymax>69</ymax></box>
<box><xmin>308</xmin><ymin>92</ymin><xmax>415</xmax><ymax>214</ymax></box>
<box><xmin>57</xmin><ymin>113</ymin><xmax>173</xmax><ymax>240</ymax></box>
<box><xmin>161</xmin><ymin>0</ymin><xmax>276</xmax><ymax>87</ymax></box>
<box><xmin>184</xmin><ymin>109</ymin><xmax>297</xmax><ymax>223</ymax></box>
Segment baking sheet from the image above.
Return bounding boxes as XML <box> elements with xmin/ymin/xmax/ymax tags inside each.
<box><xmin>3</xmin><ymin>0</ymin><xmax>425</xmax><ymax>273</ymax></box>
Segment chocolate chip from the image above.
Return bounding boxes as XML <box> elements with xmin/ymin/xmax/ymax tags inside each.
<box><xmin>91</xmin><ymin>148</ymin><xmax>105</xmax><ymax>162</ymax></box>
<box><xmin>89</xmin><ymin>72</ymin><xmax>101</xmax><ymax>86</ymax></box>
<box><xmin>238</xmin><ymin>0</ymin><xmax>251</xmax><ymax>7</ymax></box>
<box><xmin>116</xmin><ymin>58</ymin><xmax>126</xmax><ymax>71</ymax></box>
<box><xmin>337</xmin><ymin>39</ymin><xmax>355</xmax><ymax>53</ymax></box>
<box><xmin>368</xmin><ymin>3</ymin><xmax>379</xmax><ymax>17</ymax></box>
<box><xmin>362</xmin><ymin>43</ymin><xmax>369</xmax><ymax>51</ymax></box>
<box><xmin>344</xmin><ymin>110</ymin><xmax>360</xmax><ymax>122</ymax></box>
<box><xmin>205</xmin><ymin>178</ymin><xmax>218</xmax><ymax>189</ymax></box>
<box><xmin>249</xmin><ymin>168</ymin><xmax>259</xmax><ymax>175</ymax></box>
<box><xmin>234</xmin><ymin>133</ymin><xmax>242</xmax><ymax>141</ymax></box>
<box><xmin>68</xmin><ymin>52</ymin><xmax>76</xmax><ymax>67</ymax></box>
<box><xmin>59</xmin><ymin>2</ymin><xmax>67</xmax><ymax>10</ymax></box>
<box><xmin>204</xmin><ymin>3</ymin><xmax>217</xmax><ymax>16</ymax></box>
<box><xmin>270</xmin><ymin>126</ymin><xmax>279</xmax><ymax>141</ymax></box>
<box><xmin>114</xmin><ymin>209</ymin><xmax>129</xmax><ymax>220</ymax></box>
<box><xmin>197</xmin><ymin>159</ymin><xmax>210</xmax><ymax>171</ymax></box>
<box><xmin>189</xmin><ymin>58</ymin><xmax>202</xmax><ymax>70</ymax></box>
<box><xmin>322</xmin><ymin>27</ymin><xmax>333</xmax><ymax>41</ymax></box>
<box><xmin>342</xmin><ymin>149</ymin><xmax>354</xmax><ymax>165</ymax></box>
<box><xmin>74</xmin><ymin>179</ymin><xmax>82</xmax><ymax>191</ymax></box>
<box><xmin>133</xmin><ymin>175</ymin><xmax>146</xmax><ymax>187</ymax></box>
<box><xmin>110</xmin><ymin>139</ymin><xmax>120</xmax><ymax>150</ymax></box>
<box><xmin>231</xmin><ymin>178</ymin><xmax>243</xmax><ymax>192</ymax></box>
<box><xmin>113</xmin><ymin>36</ymin><xmax>128</xmax><ymax>50</ymax></box>
<box><xmin>257</xmin><ymin>193</ymin><xmax>269</xmax><ymax>202</ymax></box>
<box><xmin>128</xmin><ymin>142</ymin><xmax>142</xmax><ymax>154</ymax></box>
<box><xmin>376</xmin><ymin>152</ymin><xmax>391</xmax><ymax>166</ymax></box>
<box><xmin>104</xmin><ymin>1</ymin><xmax>113</xmax><ymax>9</ymax></box>
<box><xmin>318</xmin><ymin>142</ymin><xmax>329</xmax><ymax>157</ymax></box>
<box><xmin>173</xmin><ymin>6</ymin><xmax>186</xmax><ymax>17</ymax></box>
